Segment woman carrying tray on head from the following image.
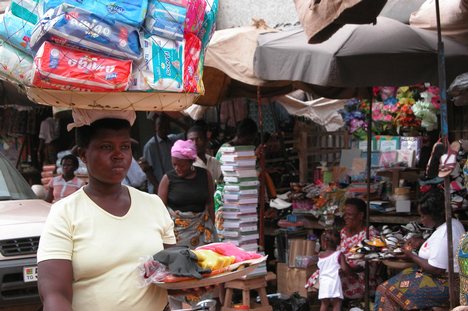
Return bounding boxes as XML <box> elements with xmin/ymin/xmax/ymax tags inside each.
<box><xmin>37</xmin><ymin>110</ymin><xmax>177</xmax><ymax>311</ymax></box>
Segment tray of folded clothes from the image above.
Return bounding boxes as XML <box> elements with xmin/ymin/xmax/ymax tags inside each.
<box><xmin>139</xmin><ymin>242</ymin><xmax>267</xmax><ymax>290</ymax></box>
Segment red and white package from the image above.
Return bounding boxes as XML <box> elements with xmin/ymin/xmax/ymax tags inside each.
<box><xmin>32</xmin><ymin>41</ymin><xmax>132</xmax><ymax>92</ymax></box>
<box><xmin>183</xmin><ymin>33</ymin><xmax>201</xmax><ymax>93</ymax></box>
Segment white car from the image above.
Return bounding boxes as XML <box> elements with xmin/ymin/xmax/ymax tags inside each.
<box><xmin>0</xmin><ymin>152</ymin><xmax>51</xmax><ymax>310</ymax></box>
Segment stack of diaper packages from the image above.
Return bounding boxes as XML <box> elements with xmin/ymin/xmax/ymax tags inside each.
<box><xmin>0</xmin><ymin>0</ymin><xmax>219</xmax><ymax>93</ymax></box>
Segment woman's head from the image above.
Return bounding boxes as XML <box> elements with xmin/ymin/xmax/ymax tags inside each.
<box><xmin>61</xmin><ymin>154</ymin><xmax>79</xmax><ymax>176</ymax></box>
<box><xmin>234</xmin><ymin>118</ymin><xmax>258</xmax><ymax>146</ymax></box>
<box><xmin>171</xmin><ymin>140</ymin><xmax>197</xmax><ymax>177</ymax></box>
<box><xmin>76</xmin><ymin>118</ymin><xmax>132</xmax><ymax>185</ymax></box>
<box><xmin>343</xmin><ymin>198</ymin><xmax>366</xmax><ymax>231</ymax></box>
<box><xmin>418</xmin><ymin>189</ymin><xmax>445</xmax><ymax>228</ymax></box>
<box><xmin>321</xmin><ymin>229</ymin><xmax>341</xmax><ymax>250</ymax></box>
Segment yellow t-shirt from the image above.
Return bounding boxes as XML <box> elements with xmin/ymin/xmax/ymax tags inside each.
<box><xmin>37</xmin><ymin>186</ymin><xmax>176</xmax><ymax>311</ymax></box>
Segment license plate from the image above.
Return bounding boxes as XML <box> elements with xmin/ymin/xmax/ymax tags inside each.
<box><xmin>23</xmin><ymin>266</ymin><xmax>38</xmax><ymax>282</ymax></box>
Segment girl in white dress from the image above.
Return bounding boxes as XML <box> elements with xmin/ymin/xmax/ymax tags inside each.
<box><xmin>318</xmin><ymin>229</ymin><xmax>352</xmax><ymax>311</ymax></box>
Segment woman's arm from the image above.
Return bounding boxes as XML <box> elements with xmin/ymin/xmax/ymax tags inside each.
<box><xmin>38</xmin><ymin>259</ymin><xmax>73</xmax><ymax>311</ymax></box>
<box><xmin>45</xmin><ymin>185</ymin><xmax>54</xmax><ymax>203</ymax></box>
<box><xmin>157</xmin><ymin>175</ymin><xmax>169</xmax><ymax>204</ymax></box>
<box><xmin>403</xmin><ymin>244</ymin><xmax>446</xmax><ymax>276</ymax></box>
<box><xmin>339</xmin><ymin>252</ymin><xmax>353</xmax><ymax>275</ymax></box>
<box><xmin>205</xmin><ymin>170</ymin><xmax>215</xmax><ymax>222</ymax></box>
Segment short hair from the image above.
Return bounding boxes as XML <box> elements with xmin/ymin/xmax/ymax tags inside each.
<box><xmin>236</xmin><ymin>118</ymin><xmax>257</xmax><ymax>139</ymax></box>
<box><xmin>187</xmin><ymin>125</ymin><xmax>207</xmax><ymax>140</ymax></box>
<box><xmin>418</xmin><ymin>189</ymin><xmax>445</xmax><ymax>223</ymax></box>
<box><xmin>76</xmin><ymin>118</ymin><xmax>131</xmax><ymax>148</ymax></box>
<box><xmin>344</xmin><ymin>198</ymin><xmax>367</xmax><ymax>216</ymax></box>
<box><xmin>324</xmin><ymin>229</ymin><xmax>341</xmax><ymax>249</ymax></box>
<box><xmin>61</xmin><ymin>154</ymin><xmax>79</xmax><ymax>168</ymax></box>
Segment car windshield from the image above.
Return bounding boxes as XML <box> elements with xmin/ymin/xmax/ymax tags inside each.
<box><xmin>0</xmin><ymin>152</ymin><xmax>36</xmax><ymax>200</ymax></box>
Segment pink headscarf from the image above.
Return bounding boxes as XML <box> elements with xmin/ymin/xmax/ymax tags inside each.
<box><xmin>171</xmin><ymin>140</ymin><xmax>197</xmax><ymax>160</ymax></box>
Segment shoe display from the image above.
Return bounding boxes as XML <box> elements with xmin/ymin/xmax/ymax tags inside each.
<box><xmin>269</xmin><ymin>198</ymin><xmax>292</xmax><ymax>210</ymax></box>
<box><xmin>276</xmin><ymin>191</ymin><xmax>291</xmax><ymax>200</ymax></box>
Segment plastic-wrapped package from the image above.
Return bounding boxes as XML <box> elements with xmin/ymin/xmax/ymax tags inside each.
<box><xmin>39</xmin><ymin>0</ymin><xmax>148</xmax><ymax>27</ymax></box>
<box><xmin>31</xmin><ymin>4</ymin><xmax>141</xmax><ymax>60</ymax></box>
<box><xmin>183</xmin><ymin>32</ymin><xmax>201</xmax><ymax>92</ymax></box>
<box><xmin>198</xmin><ymin>0</ymin><xmax>218</xmax><ymax>50</ymax></box>
<box><xmin>10</xmin><ymin>0</ymin><xmax>40</xmax><ymax>25</ymax></box>
<box><xmin>0</xmin><ymin>40</ymin><xmax>33</xmax><ymax>84</ymax></box>
<box><xmin>32</xmin><ymin>41</ymin><xmax>132</xmax><ymax>92</ymax></box>
<box><xmin>131</xmin><ymin>33</ymin><xmax>184</xmax><ymax>92</ymax></box>
<box><xmin>0</xmin><ymin>11</ymin><xmax>35</xmax><ymax>55</ymax></box>
<box><xmin>185</xmin><ymin>0</ymin><xmax>206</xmax><ymax>35</ymax></box>
<box><xmin>145</xmin><ymin>1</ymin><xmax>186</xmax><ymax>41</ymax></box>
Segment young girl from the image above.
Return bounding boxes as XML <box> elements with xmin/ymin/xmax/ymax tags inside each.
<box><xmin>318</xmin><ymin>229</ymin><xmax>352</xmax><ymax>311</ymax></box>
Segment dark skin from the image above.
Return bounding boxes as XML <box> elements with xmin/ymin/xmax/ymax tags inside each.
<box><xmin>342</xmin><ymin>204</ymin><xmax>366</xmax><ymax>273</ymax></box>
<box><xmin>399</xmin><ymin>207</ymin><xmax>446</xmax><ymax>276</ymax></box>
<box><xmin>158</xmin><ymin>157</ymin><xmax>215</xmax><ymax>222</ymax></box>
<box><xmin>38</xmin><ymin>127</ymin><xmax>178</xmax><ymax>311</ymax></box>
<box><xmin>45</xmin><ymin>159</ymin><xmax>78</xmax><ymax>203</ymax></box>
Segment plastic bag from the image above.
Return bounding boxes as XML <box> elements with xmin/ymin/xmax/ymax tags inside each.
<box><xmin>137</xmin><ymin>255</ymin><xmax>170</xmax><ymax>287</ymax></box>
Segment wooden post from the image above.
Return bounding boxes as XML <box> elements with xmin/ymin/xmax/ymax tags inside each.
<box><xmin>297</xmin><ymin>123</ymin><xmax>308</xmax><ymax>184</ymax></box>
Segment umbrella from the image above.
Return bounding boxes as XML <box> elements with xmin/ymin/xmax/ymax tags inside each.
<box><xmin>196</xmin><ymin>23</ymin><xmax>292</xmax><ymax>106</ymax></box>
<box><xmin>253</xmin><ymin>16</ymin><xmax>468</xmax><ymax>97</ymax></box>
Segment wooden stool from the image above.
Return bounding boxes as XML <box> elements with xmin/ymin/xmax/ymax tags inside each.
<box><xmin>221</xmin><ymin>275</ymin><xmax>273</xmax><ymax>311</ymax></box>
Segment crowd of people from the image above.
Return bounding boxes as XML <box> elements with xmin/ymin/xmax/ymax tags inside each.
<box><xmin>35</xmin><ymin>109</ymin><xmax>468</xmax><ymax>311</ymax></box>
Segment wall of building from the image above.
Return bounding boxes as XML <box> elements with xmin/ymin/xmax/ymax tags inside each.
<box><xmin>216</xmin><ymin>0</ymin><xmax>299</xmax><ymax>29</ymax></box>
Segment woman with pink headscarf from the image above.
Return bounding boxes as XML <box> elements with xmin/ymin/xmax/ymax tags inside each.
<box><xmin>158</xmin><ymin>139</ymin><xmax>216</xmax><ymax>249</ymax></box>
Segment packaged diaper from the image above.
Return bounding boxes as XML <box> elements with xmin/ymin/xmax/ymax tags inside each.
<box><xmin>0</xmin><ymin>11</ymin><xmax>35</xmax><ymax>55</ymax></box>
<box><xmin>198</xmin><ymin>0</ymin><xmax>218</xmax><ymax>50</ymax></box>
<box><xmin>145</xmin><ymin>1</ymin><xmax>186</xmax><ymax>41</ymax></box>
<box><xmin>183</xmin><ymin>33</ymin><xmax>201</xmax><ymax>93</ymax></box>
<box><xmin>31</xmin><ymin>4</ymin><xmax>141</xmax><ymax>60</ymax></box>
<box><xmin>131</xmin><ymin>33</ymin><xmax>183</xmax><ymax>92</ymax></box>
<box><xmin>10</xmin><ymin>0</ymin><xmax>40</xmax><ymax>25</ymax></box>
<box><xmin>185</xmin><ymin>0</ymin><xmax>206</xmax><ymax>35</ymax></box>
<box><xmin>0</xmin><ymin>40</ymin><xmax>33</xmax><ymax>84</ymax></box>
<box><xmin>39</xmin><ymin>0</ymin><xmax>148</xmax><ymax>27</ymax></box>
<box><xmin>32</xmin><ymin>41</ymin><xmax>132</xmax><ymax>92</ymax></box>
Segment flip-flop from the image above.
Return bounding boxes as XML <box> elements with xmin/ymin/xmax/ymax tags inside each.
<box><xmin>439</xmin><ymin>141</ymin><xmax>461</xmax><ymax>178</ymax></box>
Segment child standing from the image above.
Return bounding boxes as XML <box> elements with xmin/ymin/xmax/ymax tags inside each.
<box><xmin>318</xmin><ymin>229</ymin><xmax>351</xmax><ymax>311</ymax></box>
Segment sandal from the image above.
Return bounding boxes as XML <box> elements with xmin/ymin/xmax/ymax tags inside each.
<box><xmin>438</xmin><ymin>141</ymin><xmax>461</xmax><ymax>178</ymax></box>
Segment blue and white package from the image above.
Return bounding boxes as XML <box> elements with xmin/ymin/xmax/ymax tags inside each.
<box><xmin>198</xmin><ymin>0</ymin><xmax>218</xmax><ymax>50</ymax></box>
<box><xmin>31</xmin><ymin>4</ymin><xmax>141</xmax><ymax>60</ymax></box>
<box><xmin>39</xmin><ymin>0</ymin><xmax>148</xmax><ymax>27</ymax></box>
<box><xmin>0</xmin><ymin>11</ymin><xmax>34</xmax><ymax>55</ymax></box>
<box><xmin>10</xmin><ymin>0</ymin><xmax>40</xmax><ymax>25</ymax></box>
<box><xmin>144</xmin><ymin>1</ymin><xmax>186</xmax><ymax>41</ymax></box>
<box><xmin>130</xmin><ymin>33</ymin><xmax>184</xmax><ymax>92</ymax></box>
<box><xmin>0</xmin><ymin>40</ymin><xmax>33</xmax><ymax>84</ymax></box>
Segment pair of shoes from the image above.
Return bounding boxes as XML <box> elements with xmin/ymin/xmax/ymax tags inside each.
<box><xmin>439</xmin><ymin>141</ymin><xmax>461</xmax><ymax>178</ymax></box>
<box><xmin>269</xmin><ymin>197</ymin><xmax>292</xmax><ymax>210</ymax></box>
<box><xmin>276</xmin><ymin>191</ymin><xmax>291</xmax><ymax>200</ymax></box>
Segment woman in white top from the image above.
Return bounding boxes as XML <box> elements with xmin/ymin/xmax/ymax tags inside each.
<box><xmin>374</xmin><ymin>189</ymin><xmax>465</xmax><ymax>310</ymax></box>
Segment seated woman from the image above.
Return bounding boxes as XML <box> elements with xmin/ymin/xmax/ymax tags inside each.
<box><xmin>307</xmin><ymin>198</ymin><xmax>380</xmax><ymax>299</ymax></box>
<box><xmin>374</xmin><ymin>189</ymin><xmax>465</xmax><ymax>310</ymax></box>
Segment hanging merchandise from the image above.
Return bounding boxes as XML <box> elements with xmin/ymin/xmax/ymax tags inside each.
<box><xmin>0</xmin><ymin>0</ymin><xmax>219</xmax><ymax>111</ymax></box>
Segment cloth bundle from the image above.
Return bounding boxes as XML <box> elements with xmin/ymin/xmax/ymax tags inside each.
<box><xmin>32</xmin><ymin>41</ymin><xmax>132</xmax><ymax>92</ymax></box>
<box><xmin>31</xmin><ymin>4</ymin><xmax>141</xmax><ymax>61</ymax></box>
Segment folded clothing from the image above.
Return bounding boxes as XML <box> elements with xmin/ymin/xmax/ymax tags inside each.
<box><xmin>153</xmin><ymin>246</ymin><xmax>210</xmax><ymax>279</ymax></box>
<box><xmin>0</xmin><ymin>11</ymin><xmax>35</xmax><ymax>55</ymax></box>
<box><xmin>32</xmin><ymin>41</ymin><xmax>132</xmax><ymax>92</ymax></box>
<box><xmin>145</xmin><ymin>1</ymin><xmax>186</xmax><ymax>41</ymax></box>
<box><xmin>183</xmin><ymin>32</ymin><xmax>201</xmax><ymax>93</ymax></box>
<box><xmin>196</xmin><ymin>242</ymin><xmax>262</xmax><ymax>263</ymax></box>
<box><xmin>130</xmin><ymin>33</ymin><xmax>183</xmax><ymax>91</ymax></box>
<box><xmin>31</xmin><ymin>4</ymin><xmax>141</xmax><ymax>60</ymax></box>
<box><xmin>39</xmin><ymin>0</ymin><xmax>148</xmax><ymax>27</ymax></box>
<box><xmin>0</xmin><ymin>40</ymin><xmax>33</xmax><ymax>84</ymax></box>
<box><xmin>192</xmin><ymin>249</ymin><xmax>235</xmax><ymax>270</ymax></box>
